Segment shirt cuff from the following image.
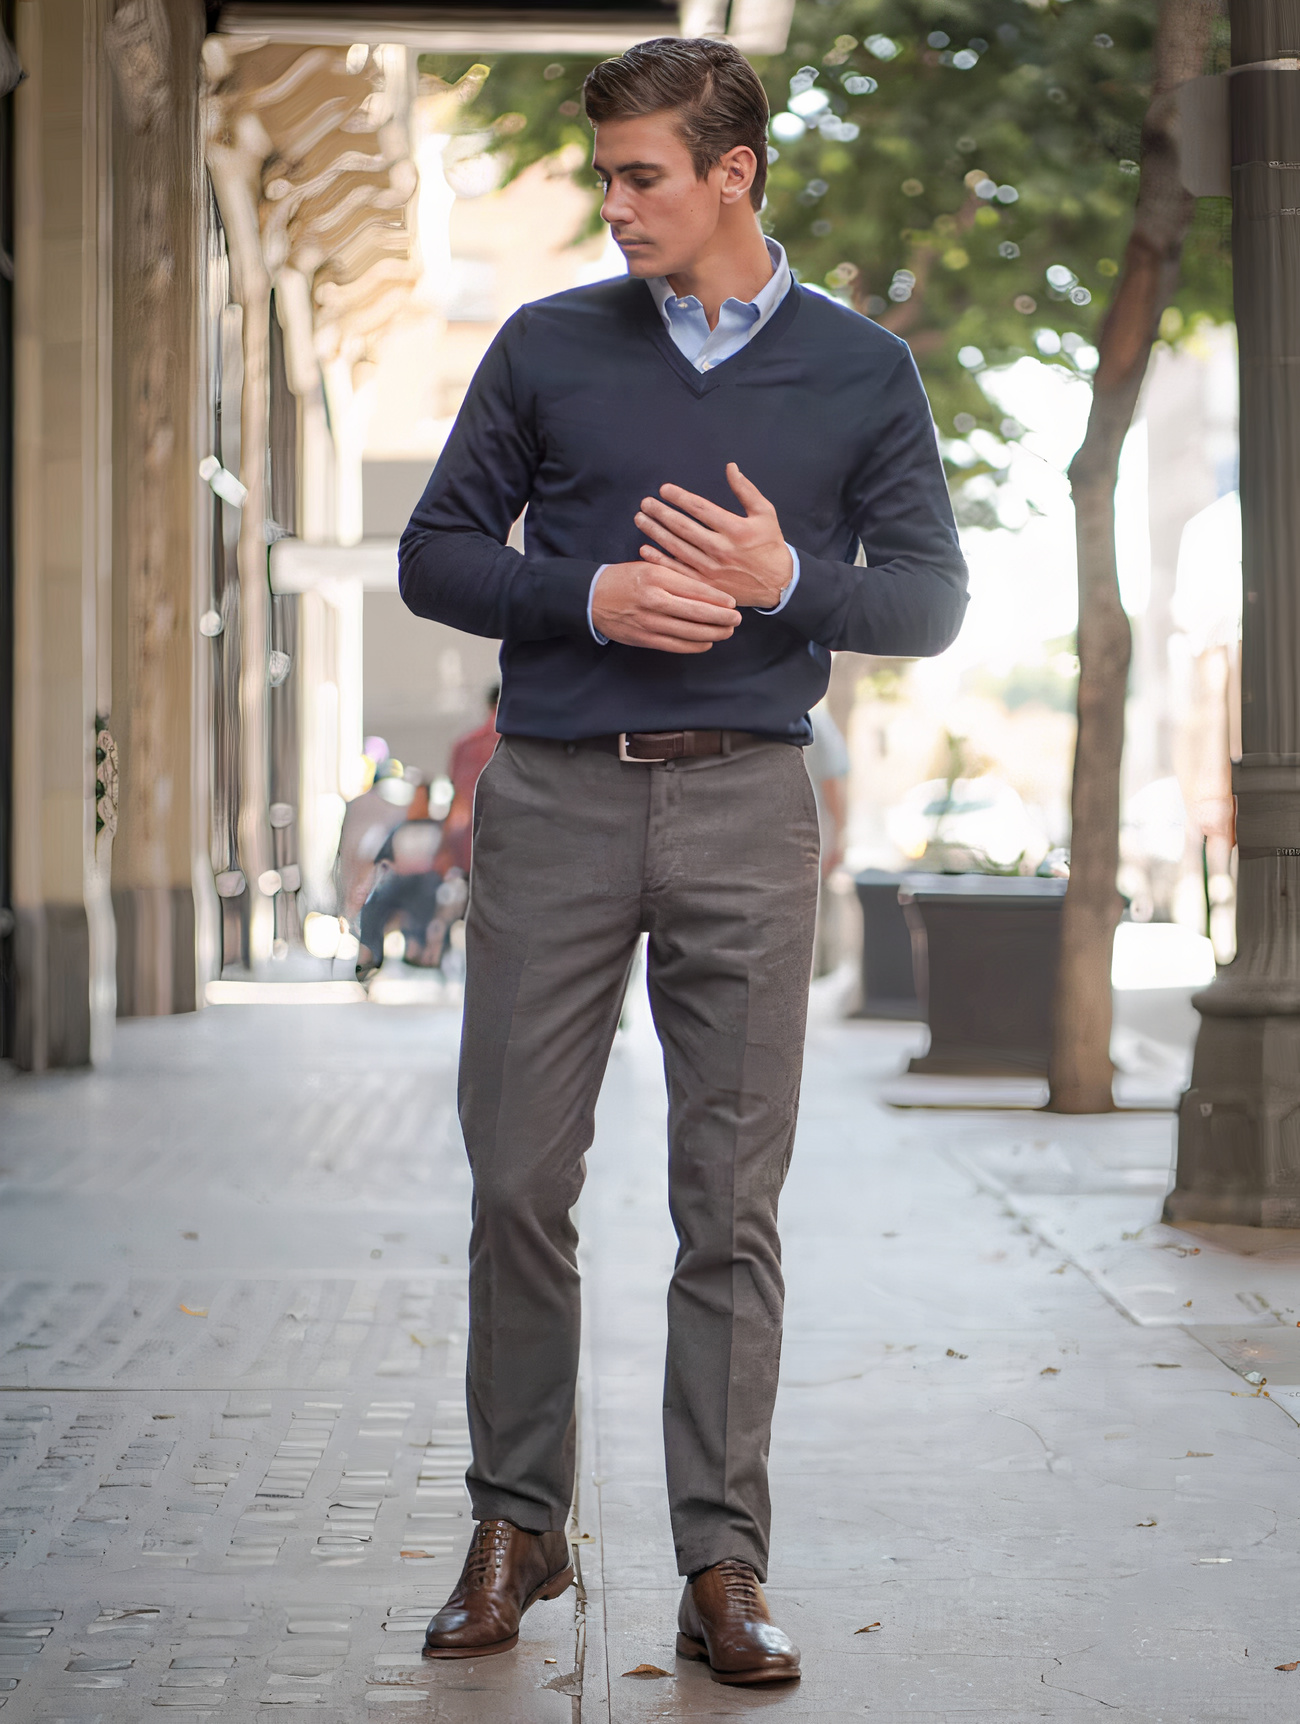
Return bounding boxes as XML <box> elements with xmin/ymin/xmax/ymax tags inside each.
<box><xmin>754</xmin><ymin>545</ymin><xmax>801</xmax><ymax>615</ymax></box>
<box><xmin>588</xmin><ymin>566</ymin><xmax>610</xmax><ymax>645</ymax></box>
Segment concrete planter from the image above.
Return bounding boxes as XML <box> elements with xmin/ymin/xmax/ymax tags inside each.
<box><xmin>900</xmin><ymin>876</ymin><xmax>1068</xmax><ymax>1076</ymax></box>
<box><xmin>853</xmin><ymin>870</ymin><xmax>924</xmax><ymax>1019</ymax></box>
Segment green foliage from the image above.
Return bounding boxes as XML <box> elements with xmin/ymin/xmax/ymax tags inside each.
<box><xmin>967</xmin><ymin>635</ymin><xmax>1079</xmax><ymax>712</ymax></box>
<box><xmin>419</xmin><ymin>0</ymin><xmax>1231</xmax><ymax>476</ymax></box>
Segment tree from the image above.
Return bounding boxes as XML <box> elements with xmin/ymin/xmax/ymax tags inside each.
<box><xmin>1048</xmin><ymin>0</ymin><xmax>1219</xmax><ymax>1111</ymax></box>
<box><xmin>421</xmin><ymin>0</ymin><xmax>1232</xmax><ymax>1105</ymax></box>
<box><xmin>421</xmin><ymin>3</ymin><xmax>1227</xmax><ymax>472</ymax></box>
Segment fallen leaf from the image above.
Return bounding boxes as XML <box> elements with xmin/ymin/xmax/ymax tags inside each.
<box><xmin>622</xmin><ymin>1664</ymin><xmax>670</xmax><ymax>1678</ymax></box>
<box><xmin>1183</xmin><ymin>1300</ymin><xmax>1193</xmax><ymax>1308</ymax></box>
<box><xmin>181</xmin><ymin>1231</ymin><xmax>198</xmax><ymax>1240</ymax></box>
<box><xmin>1185</xmin><ymin>1451</ymin><xmax>1213</xmax><ymax>1458</ymax></box>
<box><xmin>544</xmin><ymin>1658</ymin><xmax>557</xmax><ymax>1664</ymax></box>
<box><xmin>1050</xmin><ymin>1263</ymin><xmax>1068</xmax><ymax>1274</ymax></box>
<box><xmin>1121</xmin><ymin>1229</ymin><xmax>1145</xmax><ymax>1240</ymax></box>
<box><xmin>946</xmin><ymin>1349</ymin><xmax>968</xmax><ymax>1359</ymax></box>
<box><xmin>178</xmin><ymin>1305</ymin><xmax>208</xmax><ymax>1317</ymax></box>
<box><xmin>1146</xmin><ymin>1362</ymin><xmax>1181</xmax><ymax>1369</ymax></box>
<box><xmin>409</xmin><ymin>1333</ymin><xmax>427</xmax><ymax>1347</ymax></box>
<box><xmin>854</xmin><ymin>1623</ymin><xmax>882</xmax><ymax>1635</ymax></box>
<box><xmin>1040</xmin><ymin>1366</ymin><xmax>1060</xmax><ymax>1376</ymax></box>
<box><xmin>1137</xmin><ymin>1519</ymin><xmax>1157</xmax><ymax>1528</ymax></box>
<box><xmin>569</xmin><ymin>1531</ymin><xmax>595</xmax><ymax>1544</ymax></box>
<box><xmin>1277</xmin><ymin>1662</ymin><xmax>1298</xmax><ymax>1672</ymax></box>
<box><xmin>400</xmin><ymin>1549</ymin><xmax>435</xmax><ymax>1559</ymax></box>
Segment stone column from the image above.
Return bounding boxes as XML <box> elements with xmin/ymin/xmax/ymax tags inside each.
<box><xmin>203</xmin><ymin>81</ymin><xmax>275</xmax><ymax>969</ymax></box>
<box><xmin>11</xmin><ymin>0</ymin><xmax>115</xmax><ymax>1068</ymax></box>
<box><xmin>1167</xmin><ymin>0</ymin><xmax>1300</xmax><ymax>1225</ymax></box>
<box><xmin>105</xmin><ymin>0</ymin><xmax>206</xmax><ymax>1017</ymax></box>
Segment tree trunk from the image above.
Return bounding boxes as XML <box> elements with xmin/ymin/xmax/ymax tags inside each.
<box><xmin>1046</xmin><ymin>0</ymin><xmax>1218</xmax><ymax>1111</ymax></box>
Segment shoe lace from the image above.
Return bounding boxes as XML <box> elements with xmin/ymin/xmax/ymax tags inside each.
<box><xmin>463</xmin><ymin>1518</ymin><xmax>512</xmax><ymax>1588</ymax></box>
<box><xmin>715</xmin><ymin>1559</ymin><xmax>762</xmax><ymax>1610</ymax></box>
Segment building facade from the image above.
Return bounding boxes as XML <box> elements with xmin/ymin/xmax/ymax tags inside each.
<box><xmin>1</xmin><ymin>0</ymin><xmax>794</xmax><ymax>1067</ymax></box>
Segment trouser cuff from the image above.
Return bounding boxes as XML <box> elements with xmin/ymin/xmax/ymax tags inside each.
<box><xmin>467</xmin><ymin>1484</ymin><xmax>569</xmax><ymax>1537</ymax></box>
<box><xmin>676</xmin><ymin>1537</ymin><xmax>769</xmax><ymax>1584</ymax></box>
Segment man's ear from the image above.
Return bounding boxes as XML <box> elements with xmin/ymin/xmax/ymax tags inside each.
<box><xmin>718</xmin><ymin>144</ymin><xmax>757</xmax><ymax>206</ymax></box>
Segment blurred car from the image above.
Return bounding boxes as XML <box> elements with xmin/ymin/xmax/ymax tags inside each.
<box><xmin>887</xmin><ymin>775</ymin><xmax>1047</xmax><ymax>872</ymax></box>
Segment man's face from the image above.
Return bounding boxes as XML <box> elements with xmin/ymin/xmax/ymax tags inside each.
<box><xmin>593</xmin><ymin>111</ymin><xmax>748</xmax><ymax>278</ymax></box>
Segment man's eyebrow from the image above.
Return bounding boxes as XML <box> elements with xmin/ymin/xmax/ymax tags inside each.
<box><xmin>592</xmin><ymin>158</ymin><xmax>665</xmax><ymax>176</ymax></box>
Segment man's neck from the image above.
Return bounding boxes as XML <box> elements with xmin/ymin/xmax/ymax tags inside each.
<box><xmin>664</xmin><ymin>218</ymin><xmax>773</xmax><ymax>331</ymax></box>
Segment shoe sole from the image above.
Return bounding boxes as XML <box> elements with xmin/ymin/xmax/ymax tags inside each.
<box><xmin>423</xmin><ymin>1564</ymin><xmax>575</xmax><ymax>1660</ymax></box>
<box><xmin>675</xmin><ymin>1632</ymin><xmax>801</xmax><ymax>1686</ymax></box>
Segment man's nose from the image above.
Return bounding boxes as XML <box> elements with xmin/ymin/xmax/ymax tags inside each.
<box><xmin>601</xmin><ymin>183</ymin><xmax>631</xmax><ymax>228</ymax></box>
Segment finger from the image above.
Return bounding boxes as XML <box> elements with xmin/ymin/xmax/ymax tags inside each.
<box><xmin>634</xmin><ymin>636</ymin><xmax>716</xmax><ymax>654</ymax></box>
<box><xmin>637</xmin><ymin>549</ymin><xmax>738</xmax><ymax>611</ymax></box>
<box><xmin>629</xmin><ymin>610</ymin><xmax>736</xmax><ymax>644</ymax></box>
<box><xmin>641</xmin><ymin>598</ymin><xmax>741</xmax><ymax>634</ymax></box>
<box><xmin>637</xmin><ymin>512</ymin><xmax>718</xmax><ymax>567</ymax></box>
<box><xmin>638</xmin><ymin>499</ymin><xmax>727</xmax><ymax>557</ymax></box>
<box><xmin>656</xmin><ymin>483</ymin><xmax>742</xmax><ymax>533</ymax></box>
<box><xmin>725</xmin><ymin>462</ymin><xmax>772</xmax><ymax>516</ymax></box>
<box><xmin>647</xmin><ymin>620</ymin><xmax>736</xmax><ymax>643</ymax></box>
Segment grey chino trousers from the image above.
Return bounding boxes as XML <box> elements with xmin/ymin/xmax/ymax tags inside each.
<box><xmin>458</xmin><ymin>734</ymin><xmax>819</xmax><ymax>1580</ymax></box>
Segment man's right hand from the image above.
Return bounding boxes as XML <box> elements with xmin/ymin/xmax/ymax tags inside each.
<box><xmin>591</xmin><ymin>561</ymin><xmax>741</xmax><ymax>654</ymax></box>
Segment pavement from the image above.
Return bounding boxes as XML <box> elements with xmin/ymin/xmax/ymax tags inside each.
<box><xmin>2</xmin><ymin>973</ymin><xmax>1299</xmax><ymax>1721</ymax></box>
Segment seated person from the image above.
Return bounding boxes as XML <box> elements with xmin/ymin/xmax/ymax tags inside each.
<box><xmin>357</xmin><ymin>784</ymin><xmax>466</xmax><ymax>980</ymax></box>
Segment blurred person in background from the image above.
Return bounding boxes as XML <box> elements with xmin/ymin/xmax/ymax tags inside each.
<box><xmin>436</xmin><ymin>684</ymin><xmax>500</xmax><ymax>877</ymax></box>
<box><xmin>806</xmin><ymin>701</ymin><xmax>849</xmax><ymax>976</ymax></box>
<box><xmin>356</xmin><ymin>781</ymin><xmax>468</xmax><ymax>983</ymax></box>
<box><xmin>336</xmin><ymin>753</ymin><xmax>413</xmax><ymax>925</ymax></box>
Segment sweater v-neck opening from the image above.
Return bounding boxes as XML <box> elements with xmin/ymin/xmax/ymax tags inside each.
<box><xmin>632</xmin><ymin>277</ymin><xmax>805</xmax><ymax>396</ymax></box>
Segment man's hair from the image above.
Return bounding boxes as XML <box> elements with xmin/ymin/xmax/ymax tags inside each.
<box><xmin>582</xmin><ymin>37</ymin><xmax>770</xmax><ymax>211</ymax></box>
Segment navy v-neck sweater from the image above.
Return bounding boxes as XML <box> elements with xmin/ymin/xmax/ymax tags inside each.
<box><xmin>398</xmin><ymin>276</ymin><xmax>968</xmax><ymax>743</ymax></box>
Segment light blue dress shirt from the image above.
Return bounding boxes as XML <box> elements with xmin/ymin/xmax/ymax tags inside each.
<box><xmin>587</xmin><ymin>237</ymin><xmax>801</xmax><ymax>645</ymax></box>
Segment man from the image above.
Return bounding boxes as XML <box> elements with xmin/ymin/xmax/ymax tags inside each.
<box><xmin>335</xmin><ymin>753</ymin><xmax>412</xmax><ymax>926</ymax></box>
<box><xmin>399</xmin><ymin>37</ymin><xmax>966</xmax><ymax>1686</ymax></box>
<box><xmin>434</xmin><ymin>683</ymin><xmax>500</xmax><ymax>877</ymax></box>
<box><xmin>807</xmin><ymin>699</ymin><xmax>851</xmax><ymax>975</ymax></box>
<box><xmin>356</xmin><ymin>782</ymin><xmax>463</xmax><ymax>982</ymax></box>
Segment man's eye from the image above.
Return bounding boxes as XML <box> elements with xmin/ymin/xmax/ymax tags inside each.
<box><xmin>632</xmin><ymin>178</ymin><xmax>655</xmax><ymax>190</ymax></box>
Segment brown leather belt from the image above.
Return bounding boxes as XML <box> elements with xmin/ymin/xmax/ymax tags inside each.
<box><xmin>598</xmin><ymin>730</ymin><xmax>752</xmax><ymax>763</ymax></box>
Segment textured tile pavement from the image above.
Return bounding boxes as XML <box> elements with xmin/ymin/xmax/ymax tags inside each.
<box><xmin>2</xmin><ymin>981</ymin><xmax>1299</xmax><ymax>1720</ymax></box>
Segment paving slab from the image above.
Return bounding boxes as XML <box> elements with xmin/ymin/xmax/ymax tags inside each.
<box><xmin>0</xmin><ymin>1006</ymin><xmax>578</xmax><ymax>1723</ymax></box>
<box><xmin>2</xmin><ymin>990</ymin><xmax>1300</xmax><ymax>1721</ymax></box>
<box><xmin>578</xmin><ymin>993</ymin><xmax>1300</xmax><ymax>1721</ymax></box>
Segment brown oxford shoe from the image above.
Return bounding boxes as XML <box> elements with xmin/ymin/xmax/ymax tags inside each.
<box><xmin>423</xmin><ymin>1518</ymin><xmax>573</xmax><ymax>1659</ymax></box>
<box><xmin>676</xmin><ymin>1559</ymin><xmax>801</xmax><ymax>1686</ymax></box>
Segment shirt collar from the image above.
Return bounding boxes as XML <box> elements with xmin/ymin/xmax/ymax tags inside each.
<box><xmin>646</xmin><ymin>237</ymin><xmax>791</xmax><ymax>331</ymax></box>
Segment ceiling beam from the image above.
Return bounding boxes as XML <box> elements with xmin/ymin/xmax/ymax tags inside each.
<box><xmin>210</xmin><ymin>1</ymin><xmax>794</xmax><ymax>55</ymax></box>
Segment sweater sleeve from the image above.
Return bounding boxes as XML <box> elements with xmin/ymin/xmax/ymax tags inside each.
<box><xmin>777</xmin><ymin>345</ymin><xmax>969</xmax><ymax>656</ymax></box>
<box><xmin>398</xmin><ymin>314</ymin><xmax>600</xmax><ymax>642</ymax></box>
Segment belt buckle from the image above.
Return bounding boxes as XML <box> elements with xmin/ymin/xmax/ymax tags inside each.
<box><xmin>617</xmin><ymin>732</ymin><xmax>659</xmax><ymax>764</ymax></box>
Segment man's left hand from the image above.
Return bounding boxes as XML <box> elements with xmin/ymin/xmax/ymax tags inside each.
<box><xmin>635</xmin><ymin>463</ymin><xmax>793</xmax><ymax>609</ymax></box>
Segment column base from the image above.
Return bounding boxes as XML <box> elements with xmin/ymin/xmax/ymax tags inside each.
<box><xmin>13</xmin><ymin>903</ymin><xmax>91</xmax><ymax>1070</ymax></box>
<box><xmin>113</xmin><ymin>887</ymin><xmax>196</xmax><ymax>1017</ymax></box>
<box><xmin>1167</xmin><ymin>1012</ymin><xmax>1300</xmax><ymax>1227</ymax></box>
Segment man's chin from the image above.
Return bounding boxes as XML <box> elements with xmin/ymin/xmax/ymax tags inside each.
<box><xmin>618</xmin><ymin>248</ymin><xmax>663</xmax><ymax>278</ymax></box>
